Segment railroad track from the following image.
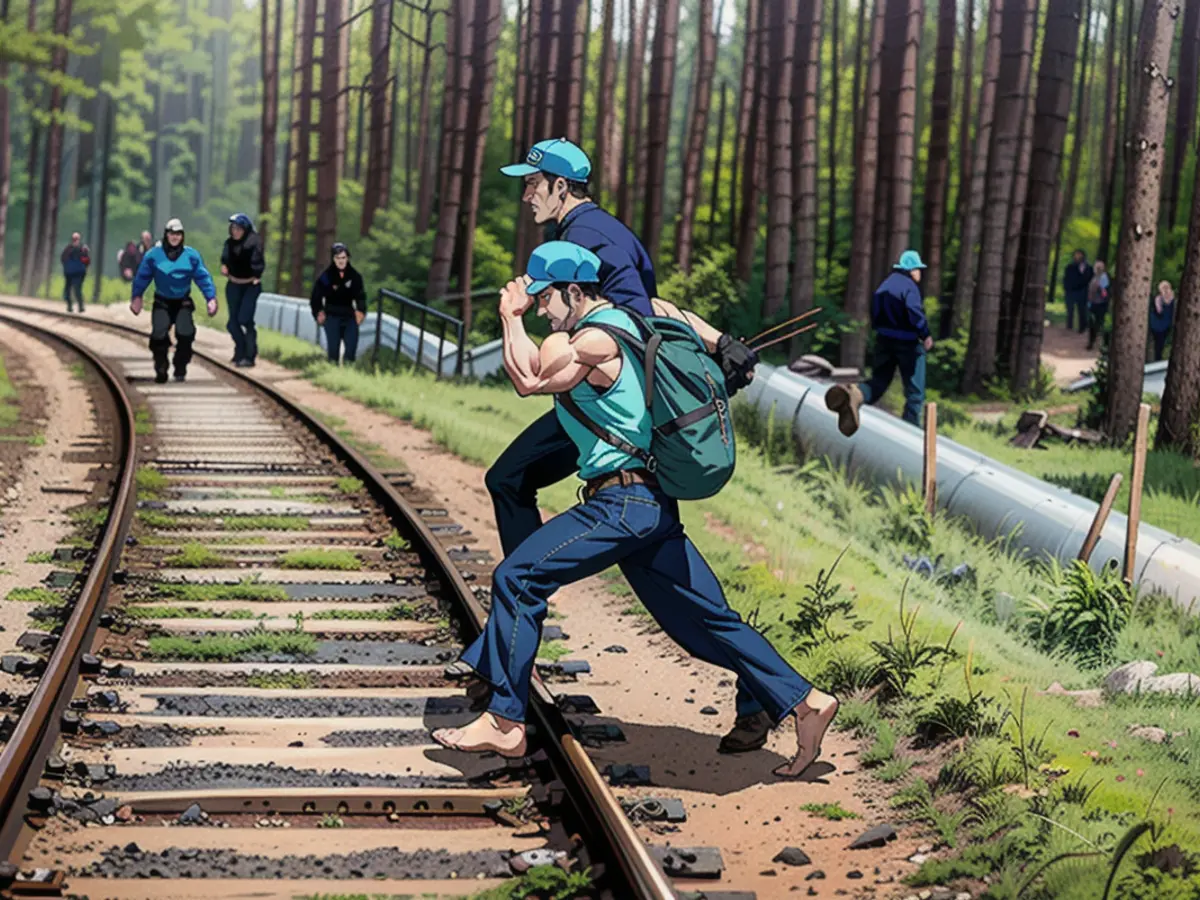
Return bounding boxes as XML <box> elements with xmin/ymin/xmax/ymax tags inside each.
<box><xmin>0</xmin><ymin>307</ymin><xmax>741</xmax><ymax>900</ymax></box>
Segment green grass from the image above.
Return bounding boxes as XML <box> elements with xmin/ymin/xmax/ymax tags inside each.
<box><xmin>800</xmin><ymin>801</ymin><xmax>861</xmax><ymax>821</ymax></box>
<box><xmin>278</xmin><ymin>548</ymin><xmax>362</xmax><ymax>570</ymax></box>
<box><xmin>335</xmin><ymin>477</ymin><xmax>364</xmax><ymax>495</ymax></box>
<box><xmin>5</xmin><ymin>587</ymin><xmax>64</xmax><ymax>605</ymax></box>
<box><xmin>71</xmin><ymin>507</ymin><xmax>109</xmax><ymax>530</ymax></box>
<box><xmin>310</xmin><ymin>604</ymin><xmax>416</xmax><ymax>621</ymax></box>
<box><xmin>137</xmin><ymin>510</ymin><xmax>183</xmax><ymax>529</ymax></box>
<box><xmin>0</xmin><ymin>352</ymin><xmax>19</xmax><ymax>431</ymax></box>
<box><xmin>145</xmin><ymin>581</ymin><xmax>289</xmax><ymax>602</ymax></box>
<box><xmin>536</xmin><ymin>641</ymin><xmax>573</xmax><ymax>662</ymax></box>
<box><xmin>135</xmin><ymin>467</ymin><xmax>169</xmax><ymax>498</ymax></box>
<box><xmin>162</xmin><ymin>542</ymin><xmax>231</xmax><ymax>568</ymax></box>
<box><xmin>134</xmin><ymin>407</ymin><xmax>153</xmax><ymax>435</ymax></box>
<box><xmin>145</xmin><ymin>630</ymin><xmax>318</xmax><ymax>661</ymax></box>
<box><xmin>68</xmin><ymin>362</ymin><xmax>87</xmax><ymax>380</ymax></box>
<box><xmin>121</xmin><ymin>605</ymin><xmax>260</xmax><ymax>620</ymax></box>
<box><xmin>225</xmin><ymin>515</ymin><xmax>310</xmax><ymax>531</ymax></box>
<box><xmin>383</xmin><ymin>530</ymin><xmax>411</xmax><ymax>551</ymax></box>
<box><xmin>247</xmin><ymin>671</ymin><xmax>315</xmax><ymax>689</ymax></box>
<box><xmin>25</xmin><ymin>550</ymin><xmax>53</xmax><ymax>563</ymax></box>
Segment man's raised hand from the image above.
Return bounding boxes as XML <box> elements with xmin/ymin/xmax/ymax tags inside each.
<box><xmin>499</xmin><ymin>279</ymin><xmax>535</xmax><ymax>319</ymax></box>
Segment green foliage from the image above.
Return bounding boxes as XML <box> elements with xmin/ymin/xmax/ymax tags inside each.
<box><xmin>383</xmin><ymin>530</ymin><xmax>411</xmax><ymax>551</ymax></box>
<box><xmin>278</xmin><ymin>549</ymin><xmax>362</xmax><ymax>571</ymax></box>
<box><xmin>137</xmin><ymin>509</ymin><xmax>180</xmax><ymax>529</ymax></box>
<box><xmin>120</xmin><ymin>605</ymin><xmax>257</xmax><ymax>620</ymax></box>
<box><xmin>147</xmin><ymin>581</ymin><xmax>289</xmax><ymax>602</ymax></box>
<box><xmin>536</xmin><ymin>641</ymin><xmax>573</xmax><ymax>662</ymax></box>
<box><xmin>926</xmin><ymin>334</ymin><xmax>970</xmax><ymax>395</ymax></box>
<box><xmin>1082</xmin><ymin>330</ymin><xmax>1112</xmax><ymax>431</ymax></box>
<box><xmin>878</xmin><ymin>483</ymin><xmax>934</xmax><ymax>553</ymax></box>
<box><xmin>224</xmin><ymin>515</ymin><xmax>310</xmax><ymax>531</ymax></box>
<box><xmin>870</xmin><ymin>584</ymin><xmax>959</xmax><ymax>698</ymax></box>
<box><xmin>859</xmin><ymin>720</ymin><xmax>898</xmax><ymax>767</ymax></box>
<box><xmin>146</xmin><ymin>629</ymin><xmax>318</xmax><ymax>661</ymax></box>
<box><xmin>786</xmin><ymin>545</ymin><xmax>861</xmax><ymax>653</ymax></box>
<box><xmin>135</xmin><ymin>466</ymin><xmax>168</xmax><ymax>498</ymax></box>
<box><xmin>799</xmin><ymin>801</ymin><xmax>860</xmax><ymax>821</ymax></box>
<box><xmin>310</xmin><ymin>604</ymin><xmax>415</xmax><ymax>621</ymax></box>
<box><xmin>468</xmin><ymin>865</ymin><xmax>594</xmax><ymax>900</ymax></box>
<box><xmin>1024</xmin><ymin>559</ymin><xmax>1132</xmax><ymax>669</ymax></box>
<box><xmin>163</xmin><ymin>542</ymin><xmax>229</xmax><ymax>568</ymax></box>
<box><xmin>334</xmin><ymin>477</ymin><xmax>363</xmax><ymax>495</ymax></box>
<box><xmin>247</xmin><ymin>671</ymin><xmax>316</xmax><ymax>690</ymax></box>
<box><xmin>6</xmin><ymin>587</ymin><xmax>64</xmax><ymax>605</ymax></box>
<box><xmin>658</xmin><ymin>246</ymin><xmax>746</xmax><ymax>335</ymax></box>
<box><xmin>134</xmin><ymin>408</ymin><xmax>153</xmax><ymax>435</ymax></box>
<box><xmin>316</xmin><ymin>813</ymin><xmax>344</xmax><ymax>829</ymax></box>
<box><xmin>25</xmin><ymin>551</ymin><xmax>54</xmax><ymax>564</ymax></box>
<box><xmin>71</xmin><ymin>506</ymin><xmax>109</xmax><ymax>531</ymax></box>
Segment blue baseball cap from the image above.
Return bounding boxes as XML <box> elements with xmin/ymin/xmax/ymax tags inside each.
<box><xmin>525</xmin><ymin>242</ymin><xmax>601</xmax><ymax>295</ymax></box>
<box><xmin>894</xmin><ymin>250</ymin><xmax>927</xmax><ymax>271</ymax></box>
<box><xmin>501</xmin><ymin>138</ymin><xmax>592</xmax><ymax>182</ymax></box>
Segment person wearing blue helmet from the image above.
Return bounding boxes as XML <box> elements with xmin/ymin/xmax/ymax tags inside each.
<box><xmin>433</xmin><ymin>242</ymin><xmax>836</xmax><ymax>778</ymax></box>
<box><xmin>826</xmin><ymin>250</ymin><xmax>933</xmax><ymax>434</ymax></box>
<box><xmin>221</xmin><ymin>213</ymin><xmax>266</xmax><ymax>368</ymax></box>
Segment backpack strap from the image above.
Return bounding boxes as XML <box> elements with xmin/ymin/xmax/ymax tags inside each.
<box><xmin>557</xmin><ymin>392</ymin><xmax>658</xmax><ymax>473</ymax></box>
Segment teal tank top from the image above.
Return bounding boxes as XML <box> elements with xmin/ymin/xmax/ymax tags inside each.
<box><xmin>554</xmin><ymin>307</ymin><xmax>652</xmax><ymax>480</ymax></box>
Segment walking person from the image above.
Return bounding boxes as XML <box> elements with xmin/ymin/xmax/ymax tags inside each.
<box><xmin>824</xmin><ymin>250</ymin><xmax>931</xmax><ymax>435</ymax></box>
<box><xmin>1062</xmin><ymin>249</ymin><xmax>1093</xmax><ymax>334</ymax></box>
<box><xmin>309</xmin><ymin>242</ymin><xmax>366</xmax><ymax>365</ymax></box>
<box><xmin>60</xmin><ymin>233</ymin><xmax>90</xmax><ymax>313</ymax></box>
<box><xmin>119</xmin><ymin>240</ymin><xmax>142</xmax><ymax>282</ymax></box>
<box><xmin>1149</xmin><ymin>280</ymin><xmax>1175</xmax><ymax>362</ymax></box>
<box><xmin>1087</xmin><ymin>260</ymin><xmax>1111</xmax><ymax>351</ymax></box>
<box><xmin>129</xmin><ymin>218</ymin><xmax>218</xmax><ymax>384</ymax></box>
<box><xmin>221</xmin><ymin>213</ymin><xmax>265</xmax><ymax>367</ymax></box>
<box><xmin>432</xmin><ymin>243</ymin><xmax>838</xmax><ymax>777</ymax></box>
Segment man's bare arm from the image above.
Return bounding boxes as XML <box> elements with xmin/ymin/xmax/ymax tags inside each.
<box><xmin>650</xmin><ymin>297</ymin><xmax>723</xmax><ymax>351</ymax></box>
<box><xmin>502</xmin><ymin>316</ymin><xmax>618</xmax><ymax>396</ymax></box>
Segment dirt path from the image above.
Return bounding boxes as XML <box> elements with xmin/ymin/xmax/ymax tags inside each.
<box><xmin>1039</xmin><ymin>322</ymin><xmax>1098</xmax><ymax>387</ymax></box>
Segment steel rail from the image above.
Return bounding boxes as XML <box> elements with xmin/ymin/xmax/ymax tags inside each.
<box><xmin>0</xmin><ymin>300</ymin><xmax>677</xmax><ymax>900</ymax></box>
<box><xmin>0</xmin><ymin>314</ymin><xmax>138</xmax><ymax>854</ymax></box>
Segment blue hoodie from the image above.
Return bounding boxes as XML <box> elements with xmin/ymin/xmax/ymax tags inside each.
<box><xmin>871</xmin><ymin>271</ymin><xmax>930</xmax><ymax>342</ymax></box>
<box><xmin>131</xmin><ymin>245</ymin><xmax>216</xmax><ymax>301</ymax></box>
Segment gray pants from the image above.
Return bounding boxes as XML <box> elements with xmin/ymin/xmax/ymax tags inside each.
<box><xmin>150</xmin><ymin>295</ymin><xmax>196</xmax><ymax>377</ymax></box>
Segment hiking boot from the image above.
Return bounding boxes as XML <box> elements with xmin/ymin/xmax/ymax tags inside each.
<box><xmin>173</xmin><ymin>372</ymin><xmax>187</xmax><ymax>383</ymax></box>
<box><xmin>718</xmin><ymin>710</ymin><xmax>773</xmax><ymax>754</ymax></box>
<box><xmin>236</xmin><ymin>358</ymin><xmax>255</xmax><ymax>368</ymax></box>
<box><xmin>154</xmin><ymin>371</ymin><xmax>169</xmax><ymax>385</ymax></box>
<box><xmin>825</xmin><ymin>383</ymin><xmax>864</xmax><ymax>437</ymax></box>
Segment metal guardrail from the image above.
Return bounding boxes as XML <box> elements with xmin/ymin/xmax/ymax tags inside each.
<box><xmin>372</xmin><ymin>289</ymin><xmax>466</xmax><ymax>378</ymax></box>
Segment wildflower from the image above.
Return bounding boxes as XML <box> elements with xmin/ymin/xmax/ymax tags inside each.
<box><xmin>1116</xmin><ymin>775</ymin><xmax>1126</xmax><ymax>782</ymax></box>
<box><xmin>1067</xmin><ymin>729</ymin><xmax>1080</xmax><ymax>738</ymax></box>
<box><xmin>1136</xmin><ymin>769</ymin><xmax>1145</xmax><ymax>777</ymax></box>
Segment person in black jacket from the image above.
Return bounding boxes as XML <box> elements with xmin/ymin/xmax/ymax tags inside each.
<box><xmin>310</xmin><ymin>242</ymin><xmax>366</xmax><ymax>364</ymax></box>
<box><xmin>220</xmin><ymin>213</ymin><xmax>266</xmax><ymax>367</ymax></box>
<box><xmin>61</xmin><ymin>233</ymin><xmax>91</xmax><ymax>313</ymax></box>
<box><xmin>1062</xmin><ymin>249</ymin><xmax>1093</xmax><ymax>334</ymax></box>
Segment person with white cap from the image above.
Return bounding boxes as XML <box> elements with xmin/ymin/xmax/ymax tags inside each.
<box><xmin>129</xmin><ymin>218</ymin><xmax>218</xmax><ymax>384</ymax></box>
<box><xmin>825</xmin><ymin>249</ymin><xmax>932</xmax><ymax>433</ymax></box>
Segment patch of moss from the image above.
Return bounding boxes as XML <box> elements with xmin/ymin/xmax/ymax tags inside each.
<box><xmin>310</xmin><ymin>604</ymin><xmax>416</xmax><ymax>621</ymax></box>
<box><xmin>136</xmin><ymin>467</ymin><xmax>169</xmax><ymax>498</ymax></box>
<box><xmin>278</xmin><ymin>549</ymin><xmax>361</xmax><ymax>570</ymax></box>
<box><xmin>145</xmin><ymin>630</ymin><xmax>318</xmax><ymax>661</ymax></box>
<box><xmin>146</xmin><ymin>582</ymin><xmax>289</xmax><ymax>602</ymax></box>
<box><xmin>246</xmin><ymin>671</ymin><xmax>315</xmax><ymax>690</ymax></box>
<box><xmin>335</xmin><ymin>477</ymin><xmax>364</xmax><ymax>495</ymax></box>
<box><xmin>25</xmin><ymin>551</ymin><xmax>53</xmax><ymax>563</ymax></box>
<box><xmin>121</xmin><ymin>605</ymin><xmax>259</xmax><ymax>620</ymax></box>
<box><xmin>800</xmin><ymin>802</ymin><xmax>861</xmax><ymax>821</ymax></box>
<box><xmin>162</xmin><ymin>543</ymin><xmax>231</xmax><ymax>568</ymax></box>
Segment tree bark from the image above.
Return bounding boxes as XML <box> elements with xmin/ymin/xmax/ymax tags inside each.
<box><xmin>674</xmin><ymin>0</ymin><xmax>714</xmax><ymax>272</ymax></box>
<box><xmin>1105</xmin><ymin>0</ymin><xmax>1176</xmax><ymax>445</ymax></box>
<box><xmin>361</xmin><ymin>0</ymin><xmax>393</xmax><ymax>234</ymax></box>
<box><xmin>316</xmin><ymin>0</ymin><xmax>343</xmax><ymax>266</ymax></box>
<box><xmin>551</xmin><ymin>0</ymin><xmax>583</xmax><ymax>139</ymax></box>
<box><xmin>1096</xmin><ymin>0</ymin><xmax>1120</xmax><ymax>262</ymax></box>
<box><xmin>90</xmin><ymin>96</ymin><xmax>112</xmax><ymax>303</ymax></box>
<box><xmin>788</xmin><ymin>0</ymin><xmax>821</xmax><ymax>340</ymax></box>
<box><xmin>286</xmin><ymin>0</ymin><xmax>318</xmax><ymax>294</ymax></box>
<box><xmin>642</xmin><ymin>0</ymin><xmax>681</xmax><ymax>262</ymax></box>
<box><xmin>1167</xmin><ymin>0</ymin><xmax>1200</xmax><ymax>230</ymax></box>
<box><xmin>871</xmin><ymin>0</ymin><xmax>900</xmax><ymax>282</ymax></box>
<box><xmin>824</xmin><ymin>0</ymin><xmax>840</xmax><ymax>272</ymax></box>
<box><xmin>258</xmin><ymin>0</ymin><xmax>281</xmax><ymax>248</ymax></box>
<box><xmin>841</xmin><ymin>0</ymin><xmax>886</xmax><ymax>368</ymax></box>
<box><xmin>414</xmin><ymin>0</ymin><xmax>437</xmax><ymax>233</ymax></box>
<box><xmin>708</xmin><ymin>79</ymin><xmax>727</xmax><ymax>243</ymax></box>
<box><xmin>962</xmin><ymin>0</ymin><xmax>1028</xmax><ymax>393</ymax></box>
<box><xmin>886</xmin><ymin>0</ymin><xmax>921</xmax><ymax>265</ymax></box>
<box><xmin>1157</xmin><ymin>150</ymin><xmax>1200</xmax><ymax>453</ymax></box>
<box><xmin>426</xmin><ymin>0</ymin><xmax>474</xmax><ymax>302</ymax></box>
<box><xmin>761</xmin><ymin>0</ymin><xmax>796</xmax><ymax>317</ymax></box>
<box><xmin>593</xmin><ymin>0</ymin><xmax>615</xmax><ymax>201</ymax></box>
<box><xmin>0</xmin><ymin>0</ymin><xmax>10</xmax><ymax>277</ymax></box>
<box><xmin>617</xmin><ymin>0</ymin><xmax>646</xmax><ymax>227</ymax></box>
<box><xmin>1009</xmin><ymin>0</ymin><xmax>1083</xmax><ymax>394</ymax></box>
<box><xmin>728</xmin><ymin>0</ymin><xmax>759</xmax><ymax>244</ymax></box>
<box><xmin>736</xmin><ymin>0</ymin><xmax>766</xmax><ymax>282</ymax></box>
<box><xmin>921</xmin><ymin>0</ymin><xmax>956</xmax><ymax>312</ymax></box>
<box><xmin>33</xmin><ymin>0</ymin><xmax>72</xmax><ymax>297</ymax></box>
<box><xmin>950</xmin><ymin>0</ymin><xmax>975</xmax><ymax>247</ymax></box>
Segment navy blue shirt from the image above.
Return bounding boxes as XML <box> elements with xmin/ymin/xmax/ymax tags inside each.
<box><xmin>871</xmin><ymin>271</ymin><xmax>930</xmax><ymax>342</ymax></box>
<box><xmin>552</xmin><ymin>202</ymin><xmax>656</xmax><ymax>316</ymax></box>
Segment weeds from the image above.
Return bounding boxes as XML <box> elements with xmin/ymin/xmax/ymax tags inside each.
<box><xmin>134</xmin><ymin>408</ymin><xmax>153</xmax><ymax>435</ymax></box>
<box><xmin>6</xmin><ymin>587</ymin><xmax>63</xmax><ymax>605</ymax></box>
<box><xmin>878</xmin><ymin>483</ymin><xmax>934</xmax><ymax>552</ymax></box>
<box><xmin>335</xmin><ymin>477</ymin><xmax>363</xmax><ymax>495</ymax></box>
<box><xmin>121</xmin><ymin>606</ymin><xmax>259</xmax><ymax>620</ymax></box>
<box><xmin>145</xmin><ymin>629</ymin><xmax>318</xmax><ymax>661</ymax></box>
<box><xmin>71</xmin><ymin>507</ymin><xmax>109</xmax><ymax>531</ymax></box>
<box><xmin>787</xmin><ymin>545</ymin><xmax>861</xmax><ymax>653</ymax></box>
<box><xmin>163</xmin><ymin>543</ymin><xmax>230</xmax><ymax>568</ymax></box>
<box><xmin>468</xmin><ymin>865</ymin><xmax>595</xmax><ymax>900</ymax></box>
<box><xmin>800</xmin><ymin>801</ymin><xmax>860</xmax><ymax>821</ymax></box>
<box><xmin>137</xmin><ymin>510</ymin><xmax>183</xmax><ymax>529</ymax></box>
<box><xmin>223</xmin><ymin>515</ymin><xmax>310</xmax><ymax>531</ymax></box>
<box><xmin>135</xmin><ymin>467</ymin><xmax>169</xmax><ymax>498</ymax></box>
<box><xmin>147</xmin><ymin>581</ymin><xmax>289</xmax><ymax>602</ymax></box>
<box><xmin>310</xmin><ymin>604</ymin><xmax>416</xmax><ymax>620</ymax></box>
<box><xmin>1025</xmin><ymin>559</ymin><xmax>1132</xmax><ymax>669</ymax></box>
<box><xmin>869</xmin><ymin>582</ymin><xmax>959</xmax><ymax>698</ymax></box>
<box><xmin>860</xmin><ymin>720</ymin><xmax>898</xmax><ymax>767</ymax></box>
<box><xmin>248</xmin><ymin>671</ymin><xmax>316</xmax><ymax>689</ymax></box>
<box><xmin>383</xmin><ymin>530</ymin><xmax>411</xmax><ymax>551</ymax></box>
<box><xmin>537</xmin><ymin>642</ymin><xmax>573</xmax><ymax>662</ymax></box>
<box><xmin>316</xmin><ymin>813</ymin><xmax>344</xmax><ymax>828</ymax></box>
<box><xmin>25</xmin><ymin>551</ymin><xmax>53</xmax><ymax>563</ymax></box>
<box><xmin>278</xmin><ymin>549</ymin><xmax>361</xmax><ymax>570</ymax></box>
<box><xmin>874</xmin><ymin>756</ymin><xmax>916</xmax><ymax>783</ymax></box>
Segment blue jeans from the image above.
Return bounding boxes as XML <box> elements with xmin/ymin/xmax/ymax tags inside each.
<box><xmin>860</xmin><ymin>335</ymin><xmax>926</xmax><ymax>426</ymax></box>
<box><xmin>63</xmin><ymin>273</ymin><xmax>85</xmax><ymax>310</ymax></box>
<box><xmin>226</xmin><ymin>282</ymin><xmax>261</xmax><ymax>362</ymax></box>
<box><xmin>485</xmin><ymin>411</ymin><xmax>580</xmax><ymax>557</ymax></box>
<box><xmin>323</xmin><ymin>313</ymin><xmax>359</xmax><ymax>363</ymax></box>
<box><xmin>1064</xmin><ymin>290</ymin><xmax>1087</xmax><ymax>333</ymax></box>
<box><xmin>458</xmin><ymin>480</ymin><xmax>813</xmax><ymax>723</ymax></box>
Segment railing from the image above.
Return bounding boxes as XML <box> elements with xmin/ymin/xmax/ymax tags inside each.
<box><xmin>373</xmin><ymin>288</ymin><xmax>466</xmax><ymax>378</ymax></box>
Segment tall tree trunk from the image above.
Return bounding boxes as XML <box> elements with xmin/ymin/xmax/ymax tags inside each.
<box><xmin>1105</xmin><ymin>0</ymin><xmax>1176</xmax><ymax>445</ymax></box>
<box><xmin>361</xmin><ymin>0</ymin><xmax>394</xmax><ymax>234</ymax></box>
<box><xmin>426</xmin><ymin>0</ymin><xmax>474</xmax><ymax>301</ymax></box>
<box><xmin>1157</xmin><ymin>150</ymin><xmax>1200</xmax><ymax>453</ymax></box>
<box><xmin>886</xmin><ymin>0</ymin><xmax>920</xmax><ymax>264</ymax></box>
<box><xmin>456</xmin><ymin>0</ymin><xmax>501</xmax><ymax>344</ymax></box>
<box><xmin>513</xmin><ymin>0</ymin><xmax>527</xmax><ymax>162</ymax></box>
<box><xmin>603</xmin><ymin>0</ymin><xmax>624</xmax><ymax>192</ymax></box>
<box><xmin>315</xmin><ymin>0</ymin><xmax>343</xmax><ymax>264</ymax></box>
<box><xmin>593</xmin><ymin>0</ymin><xmax>615</xmax><ymax>200</ymax></box>
<box><xmin>948</xmin><ymin>0</ymin><xmax>1003</xmax><ymax>338</ymax></box>
<box><xmin>90</xmin><ymin>95</ymin><xmax>112</xmax><ymax>304</ymax></box>
<box><xmin>414</xmin><ymin>0</ymin><xmax>437</xmax><ymax>233</ymax></box>
<box><xmin>851</xmin><ymin>0</ymin><xmax>867</xmax><ymax>169</ymax></box>
<box><xmin>552</xmin><ymin>0</ymin><xmax>584</xmax><ymax>138</ymax></box>
<box><xmin>950</xmin><ymin>0</ymin><xmax>975</xmax><ymax>243</ymax></box>
<box><xmin>0</xmin><ymin>0</ymin><xmax>10</xmax><ymax>277</ymax></box>
<box><xmin>1167</xmin><ymin>0</ymin><xmax>1200</xmax><ymax>230</ymax></box>
<box><xmin>514</xmin><ymin>0</ymin><xmax>540</xmax><ymax>274</ymax></box>
<box><xmin>728</xmin><ymin>0</ymin><xmax>759</xmax><ymax>244</ymax></box>
<box><xmin>33</xmin><ymin>0</ymin><xmax>72</xmax><ymax>297</ymax></box>
<box><xmin>842</xmin><ymin>0</ymin><xmax>886</xmax><ymax>368</ymax></box>
<box><xmin>18</xmin><ymin>0</ymin><xmax>41</xmax><ymax>295</ymax></box>
<box><xmin>788</xmin><ymin>0</ymin><xmax>820</xmax><ymax>341</ymax></box>
<box><xmin>617</xmin><ymin>0</ymin><xmax>646</xmax><ymax>227</ymax></box>
<box><xmin>736</xmin><ymin>0</ymin><xmax>766</xmax><ymax>282</ymax></box>
<box><xmin>286</xmin><ymin>0</ymin><xmax>318</xmax><ymax>294</ymax></box>
<box><xmin>674</xmin><ymin>0</ymin><xmax>714</xmax><ymax>272</ymax></box>
<box><xmin>761</xmin><ymin>0</ymin><xmax>796</xmax><ymax>317</ymax></box>
<box><xmin>962</xmin><ymin>0</ymin><xmax>1029</xmax><ymax>394</ymax></box>
<box><xmin>259</xmin><ymin>0</ymin><xmax>281</xmax><ymax>248</ymax></box>
<box><xmin>1009</xmin><ymin>0</ymin><xmax>1083</xmax><ymax>394</ymax></box>
<box><xmin>871</xmin><ymin>0</ymin><xmax>900</xmax><ymax>282</ymax></box>
<box><xmin>642</xmin><ymin>0</ymin><xmax>681</xmax><ymax>262</ymax></box>
<box><xmin>825</xmin><ymin>0</ymin><xmax>840</xmax><ymax>271</ymax></box>
<box><xmin>1096</xmin><ymin>0</ymin><xmax>1120</xmax><ymax>261</ymax></box>
<box><xmin>708</xmin><ymin>79</ymin><xmax>727</xmax><ymax>243</ymax></box>
<box><xmin>921</xmin><ymin>0</ymin><xmax>956</xmax><ymax>311</ymax></box>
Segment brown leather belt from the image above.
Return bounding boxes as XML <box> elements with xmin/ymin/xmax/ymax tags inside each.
<box><xmin>582</xmin><ymin>468</ymin><xmax>657</xmax><ymax>501</ymax></box>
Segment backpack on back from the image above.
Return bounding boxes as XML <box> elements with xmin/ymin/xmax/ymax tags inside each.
<box><xmin>559</xmin><ymin>312</ymin><xmax>736</xmax><ymax>500</ymax></box>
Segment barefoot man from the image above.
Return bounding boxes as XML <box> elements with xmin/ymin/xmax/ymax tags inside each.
<box><xmin>432</xmin><ymin>242</ymin><xmax>838</xmax><ymax>777</ymax></box>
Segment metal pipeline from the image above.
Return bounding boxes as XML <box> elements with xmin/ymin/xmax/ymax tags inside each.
<box><xmin>743</xmin><ymin>364</ymin><xmax>1200</xmax><ymax>609</ymax></box>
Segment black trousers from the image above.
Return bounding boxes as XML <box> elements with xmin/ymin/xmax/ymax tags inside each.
<box><xmin>150</xmin><ymin>295</ymin><xmax>196</xmax><ymax>376</ymax></box>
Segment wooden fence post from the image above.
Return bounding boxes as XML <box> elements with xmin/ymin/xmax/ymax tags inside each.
<box><xmin>1123</xmin><ymin>403</ymin><xmax>1151</xmax><ymax>584</ymax></box>
<box><xmin>1078</xmin><ymin>473</ymin><xmax>1123</xmax><ymax>563</ymax></box>
<box><xmin>923</xmin><ymin>402</ymin><xmax>938</xmax><ymax>516</ymax></box>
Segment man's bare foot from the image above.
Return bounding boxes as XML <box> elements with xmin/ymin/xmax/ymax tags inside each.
<box><xmin>431</xmin><ymin>712</ymin><xmax>528</xmax><ymax>758</ymax></box>
<box><xmin>773</xmin><ymin>690</ymin><xmax>839</xmax><ymax>778</ymax></box>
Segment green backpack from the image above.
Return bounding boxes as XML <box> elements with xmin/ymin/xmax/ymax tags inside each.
<box><xmin>559</xmin><ymin>312</ymin><xmax>736</xmax><ymax>500</ymax></box>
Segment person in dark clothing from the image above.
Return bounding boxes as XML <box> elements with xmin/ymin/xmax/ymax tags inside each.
<box><xmin>221</xmin><ymin>213</ymin><xmax>266</xmax><ymax>367</ymax></box>
<box><xmin>310</xmin><ymin>242</ymin><xmax>366</xmax><ymax>364</ymax></box>
<box><xmin>1087</xmin><ymin>260</ymin><xmax>1110</xmax><ymax>351</ymax></box>
<box><xmin>1149</xmin><ymin>280</ymin><xmax>1175</xmax><ymax>362</ymax></box>
<box><xmin>119</xmin><ymin>241</ymin><xmax>143</xmax><ymax>281</ymax></box>
<box><xmin>60</xmin><ymin>233</ymin><xmax>91</xmax><ymax>313</ymax></box>
<box><xmin>825</xmin><ymin>250</ymin><xmax>931</xmax><ymax>434</ymax></box>
<box><xmin>1062</xmin><ymin>249</ymin><xmax>1093</xmax><ymax>334</ymax></box>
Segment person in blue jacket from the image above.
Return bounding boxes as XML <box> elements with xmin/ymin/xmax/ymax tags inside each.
<box><xmin>60</xmin><ymin>233</ymin><xmax>91</xmax><ymax>313</ymax></box>
<box><xmin>825</xmin><ymin>250</ymin><xmax>932</xmax><ymax>435</ymax></box>
<box><xmin>130</xmin><ymin>218</ymin><xmax>218</xmax><ymax>384</ymax></box>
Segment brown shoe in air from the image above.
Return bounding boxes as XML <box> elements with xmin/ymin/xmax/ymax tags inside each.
<box><xmin>825</xmin><ymin>384</ymin><xmax>863</xmax><ymax>437</ymax></box>
<box><xmin>718</xmin><ymin>710</ymin><xmax>773</xmax><ymax>754</ymax></box>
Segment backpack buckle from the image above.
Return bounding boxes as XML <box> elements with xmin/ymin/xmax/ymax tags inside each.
<box><xmin>645</xmin><ymin>456</ymin><xmax>659</xmax><ymax>474</ymax></box>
